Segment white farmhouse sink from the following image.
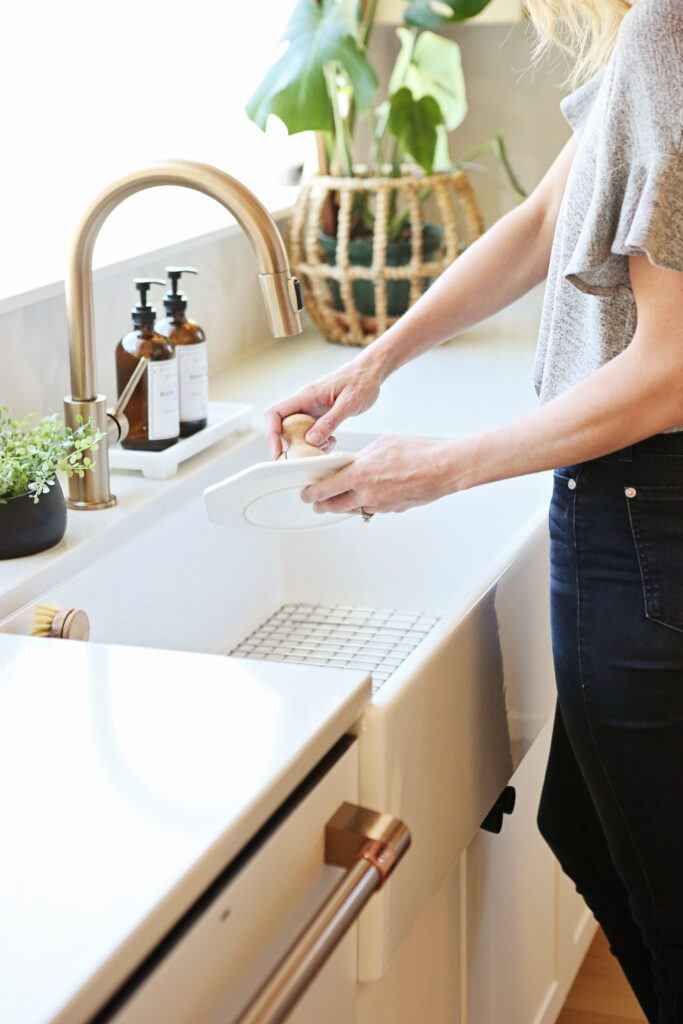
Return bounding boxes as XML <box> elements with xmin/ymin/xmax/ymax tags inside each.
<box><xmin>0</xmin><ymin>430</ymin><xmax>556</xmax><ymax>979</ymax></box>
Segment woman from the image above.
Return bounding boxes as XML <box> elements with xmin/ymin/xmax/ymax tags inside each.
<box><xmin>265</xmin><ymin>0</ymin><xmax>683</xmax><ymax>1019</ymax></box>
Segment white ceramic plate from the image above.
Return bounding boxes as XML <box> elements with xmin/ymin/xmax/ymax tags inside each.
<box><xmin>203</xmin><ymin>452</ymin><xmax>355</xmax><ymax>531</ymax></box>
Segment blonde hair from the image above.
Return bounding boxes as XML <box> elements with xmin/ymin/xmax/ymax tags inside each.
<box><xmin>523</xmin><ymin>0</ymin><xmax>633</xmax><ymax>87</ymax></box>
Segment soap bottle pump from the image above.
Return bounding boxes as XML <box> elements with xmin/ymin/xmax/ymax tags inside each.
<box><xmin>156</xmin><ymin>267</ymin><xmax>208</xmax><ymax>437</ymax></box>
<box><xmin>116</xmin><ymin>279</ymin><xmax>179</xmax><ymax>451</ymax></box>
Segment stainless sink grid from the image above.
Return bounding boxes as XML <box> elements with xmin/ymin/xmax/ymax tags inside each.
<box><xmin>228</xmin><ymin>603</ymin><xmax>441</xmax><ymax>693</ymax></box>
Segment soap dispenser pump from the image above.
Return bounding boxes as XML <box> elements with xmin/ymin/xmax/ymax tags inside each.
<box><xmin>156</xmin><ymin>266</ymin><xmax>208</xmax><ymax>437</ymax></box>
<box><xmin>115</xmin><ymin>279</ymin><xmax>179</xmax><ymax>451</ymax></box>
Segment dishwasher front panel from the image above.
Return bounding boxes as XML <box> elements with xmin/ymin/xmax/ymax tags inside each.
<box><xmin>103</xmin><ymin>736</ymin><xmax>359</xmax><ymax>1024</ymax></box>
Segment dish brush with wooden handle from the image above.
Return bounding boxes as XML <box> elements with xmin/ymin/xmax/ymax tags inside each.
<box><xmin>30</xmin><ymin>603</ymin><xmax>90</xmax><ymax>640</ymax></box>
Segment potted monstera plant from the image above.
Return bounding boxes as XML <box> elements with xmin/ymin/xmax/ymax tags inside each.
<box><xmin>247</xmin><ymin>0</ymin><xmax>525</xmax><ymax>345</ymax></box>
<box><xmin>0</xmin><ymin>409</ymin><xmax>102</xmax><ymax>559</ymax></box>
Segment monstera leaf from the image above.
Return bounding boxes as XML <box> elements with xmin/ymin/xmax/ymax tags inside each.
<box><xmin>403</xmin><ymin>0</ymin><xmax>494</xmax><ymax>28</ymax></box>
<box><xmin>245</xmin><ymin>0</ymin><xmax>377</xmax><ymax>135</ymax></box>
<box><xmin>388</xmin><ymin>87</ymin><xmax>443</xmax><ymax>174</ymax></box>
<box><xmin>389</xmin><ymin>29</ymin><xmax>467</xmax><ymax>132</ymax></box>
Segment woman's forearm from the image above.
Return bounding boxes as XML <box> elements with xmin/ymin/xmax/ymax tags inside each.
<box><xmin>301</xmin><ymin>334</ymin><xmax>683</xmax><ymax>515</ymax></box>
<box><xmin>365</xmin><ymin>198</ymin><xmax>551</xmax><ymax>380</ymax></box>
<box><xmin>452</xmin><ymin>334</ymin><xmax>683</xmax><ymax>491</ymax></box>
<box><xmin>268</xmin><ymin>198</ymin><xmax>552</xmax><ymax>455</ymax></box>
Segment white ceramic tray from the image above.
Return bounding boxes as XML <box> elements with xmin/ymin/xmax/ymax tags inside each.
<box><xmin>204</xmin><ymin>452</ymin><xmax>355</xmax><ymax>531</ymax></box>
<box><xmin>109</xmin><ymin>401</ymin><xmax>253</xmax><ymax>480</ymax></box>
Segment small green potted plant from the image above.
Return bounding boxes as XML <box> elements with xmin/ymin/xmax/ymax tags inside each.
<box><xmin>0</xmin><ymin>409</ymin><xmax>102</xmax><ymax>559</ymax></box>
<box><xmin>247</xmin><ymin>0</ymin><xmax>525</xmax><ymax>345</ymax></box>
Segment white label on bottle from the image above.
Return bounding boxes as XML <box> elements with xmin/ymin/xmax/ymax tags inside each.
<box><xmin>177</xmin><ymin>342</ymin><xmax>208</xmax><ymax>423</ymax></box>
<box><xmin>147</xmin><ymin>359</ymin><xmax>179</xmax><ymax>441</ymax></box>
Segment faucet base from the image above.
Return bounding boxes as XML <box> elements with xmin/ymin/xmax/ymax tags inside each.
<box><xmin>66</xmin><ymin>496</ymin><xmax>117</xmax><ymax>511</ymax></box>
<box><xmin>64</xmin><ymin>395</ymin><xmax>116</xmax><ymax>510</ymax></box>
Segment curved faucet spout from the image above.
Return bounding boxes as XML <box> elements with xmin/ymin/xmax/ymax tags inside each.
<box><xmin>67</xmin><ymin>159</ymin><xmax>302</xmax><ymax>401</ymax></box>
<box><xmin>64</xmin><ymin>159</ymin><xmax>303</xmax><ymax>509</ymax></box>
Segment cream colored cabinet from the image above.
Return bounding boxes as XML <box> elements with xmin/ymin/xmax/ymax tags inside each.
<box><xmin>466</xmin><ymin>718</ymin><xmax>557</xmax><ymax>1024</ymax></box>
<box><xmin>357</xmin><ymin>732</ymin><xmax>555</xmax><ymax>1024</ymax></box>
<box><xmin>357</xmin><ymin>858</ymin><xmax>466</xmax><ymax>1024</ymax></box>
<box><xmin>357</xmin><ymin>714</ymin><xmax>596</xmax><ymax>1024</ymax></box>
<box><xmin>464</xmin><ymin>717</ymin><xmax>597</xmax><ymax>1024</ymax></box>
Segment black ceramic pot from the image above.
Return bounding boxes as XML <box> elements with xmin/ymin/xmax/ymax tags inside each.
<box><xmin>0</xmin><ymin>480</ymin><xmax>67</xmax><ymax>559</ymax></box>
<box><xmin>318</xmin><ymin>223</ymin><xmax>444</xmax><ymax>318</ymax></box>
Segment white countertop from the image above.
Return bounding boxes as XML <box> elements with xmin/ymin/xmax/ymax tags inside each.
<box><xmin>0</xmin><ymin>635</ymin><xmax>370</xmax><ymax>1024</ymax></box>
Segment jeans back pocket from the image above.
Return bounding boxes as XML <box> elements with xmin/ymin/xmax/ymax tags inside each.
<box><xmin>625</xmin><ymin>483</ymin><xmax>683</xmax><ymax>633</ymax></box>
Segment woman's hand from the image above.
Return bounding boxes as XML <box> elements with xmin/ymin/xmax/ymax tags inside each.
<box><xmin>264</xmin><ymin>355</ymin><xmax>383</xmax><ymax>458</ymax></box>
<box><xmin>301</xmin><ymin>435</ymin><xmax>463</xmax><ymax>515</ymax></box>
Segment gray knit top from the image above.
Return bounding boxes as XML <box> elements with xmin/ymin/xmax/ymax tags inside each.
<box><xmin>533</xmin><ymin>0</ymin><xmax>683</xmax><ymax>429</ymax></box>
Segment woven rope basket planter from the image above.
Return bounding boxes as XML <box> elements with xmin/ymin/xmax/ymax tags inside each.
<box><xmin>289</xmin><ymin>168</ymin><xmax>484</xmax><ymax>347</ymax></box>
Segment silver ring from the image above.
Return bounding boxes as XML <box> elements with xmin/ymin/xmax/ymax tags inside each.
<box><xmin>359</xmin><ymin>507</ymin><xmax>374</xmax><ymax>523</ymax></box>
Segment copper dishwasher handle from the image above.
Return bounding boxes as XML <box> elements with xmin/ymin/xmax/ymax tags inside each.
<box><xmin>234</xmin><ymin>803</ymin><xmax>411</xmax><ymax>1024</ymax></box>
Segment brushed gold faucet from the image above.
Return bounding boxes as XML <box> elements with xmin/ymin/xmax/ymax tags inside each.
<box><xmin>64</xmin><ymin>159</ymin><xmax>303</xmax><ymax>510</ymax></box>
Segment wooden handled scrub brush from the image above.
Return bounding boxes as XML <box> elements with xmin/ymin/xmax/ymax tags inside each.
<box><xmin>30</xmin><ymin>603</ymin><xmax>90</xmax><ymax>640</ymax></box>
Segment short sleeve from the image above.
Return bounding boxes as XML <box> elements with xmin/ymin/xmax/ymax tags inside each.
<box><xmin>564</xmin><ymin>153</ymin><xmax>683</xmax><ymax>295</ymax></box>
<box><xmin>559</xmin><ymin>75</ymin><xmax>603</xmax><ymax>138</ymax></box>
<box><xmin>559</xmin><ymin>0</ymin><xmax>683</xmax><ymax>296</ymax></box>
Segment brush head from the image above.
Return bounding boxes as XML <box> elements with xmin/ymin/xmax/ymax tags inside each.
<box><xmin>29</xmin><ymin>604</ymin><xmax>90</xmax><ymax>641</ymax></box>
<box><xmin>30</xmin><ymin>603</ymin><xmax>61</xmax><ymax>637</ymax></box>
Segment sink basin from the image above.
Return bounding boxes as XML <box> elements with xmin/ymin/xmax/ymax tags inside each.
<box><xmin>0</xmin><ymin>430</ymin><xmax>555</xmax><ymax>979</ymax></box>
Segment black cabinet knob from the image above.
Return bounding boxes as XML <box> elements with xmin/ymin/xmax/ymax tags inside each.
<box><xmin>480</xmin><ymin>807</ymin><xmax>504</xmax><ymax>833</ymax></box>
<box><xmin>499</xmin><ymin>786</ymin><xmax>516</xmax><ymax>815</ymax></box>
<box><xmin>480</xmin><ymin>786</ymin><xmax>516</xmax><ymax>834</ymax></box>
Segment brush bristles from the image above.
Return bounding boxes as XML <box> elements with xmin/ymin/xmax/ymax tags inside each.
<box><xmin>30</xmin><ymin>603</ymin><xmax>61</xmax><ymax>637</ymax></box>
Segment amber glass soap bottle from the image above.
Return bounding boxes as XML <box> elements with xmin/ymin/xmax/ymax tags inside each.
<box><xmin>116</xmin><ymin>279</ymin><xmax>179</xmax><ymax>451</ymax></box>
<box><xmin>156</xmin><ymin>267</ymin><xmax>208</xmax><ymax>437</ymax></box>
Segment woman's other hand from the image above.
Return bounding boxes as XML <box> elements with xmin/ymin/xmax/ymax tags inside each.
<box><xmin>301</xmin><ymin>435</ymin><xmax>466</xmax><ymax>515</ymax></box>
<box><xmin>264</xmin><ymin>355</ymin><xmax>383</xmax><ymax>459</ymax></box>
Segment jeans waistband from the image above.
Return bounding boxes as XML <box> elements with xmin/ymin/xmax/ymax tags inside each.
<box><xmin>594</xmin><ymin>432</ymin><xmax>683</xmax><ymax>463</ymax></box>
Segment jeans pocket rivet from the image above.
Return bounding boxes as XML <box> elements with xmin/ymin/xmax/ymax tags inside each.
<box><xmin>625</xmin><ymin>486</ymin><xmax>637</xmax><ymax>498</ymax></box>
<box><xmin>567</xmin><ymin>478</ymin><xmax>577</xmax><ymax>490</ymax></box>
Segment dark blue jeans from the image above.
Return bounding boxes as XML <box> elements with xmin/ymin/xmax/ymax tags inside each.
<box><xmin>537</xmin><ymin>434</ymin><xmax>683</xmax><ymax>1024</ymax></box>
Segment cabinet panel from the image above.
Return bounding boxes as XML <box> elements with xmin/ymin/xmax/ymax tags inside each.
<box><xmin>357</xmin><ymin>858</ymin><xmax>464</xmax><ymax>1024</ymax></box>
<box><xmin>357</xmin><ymin>711</ymin><xmax>595</xmax><ymax>1024</ymax></box>
<box><xmin>356</xmin><ymin>514</ymin><xmax>555</xmax><ymax>980</ymax></box>
<box><xmin>466</xmin><ymin>718</ymin><xmax>557</xmax><ymax>1024</ymax></box>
